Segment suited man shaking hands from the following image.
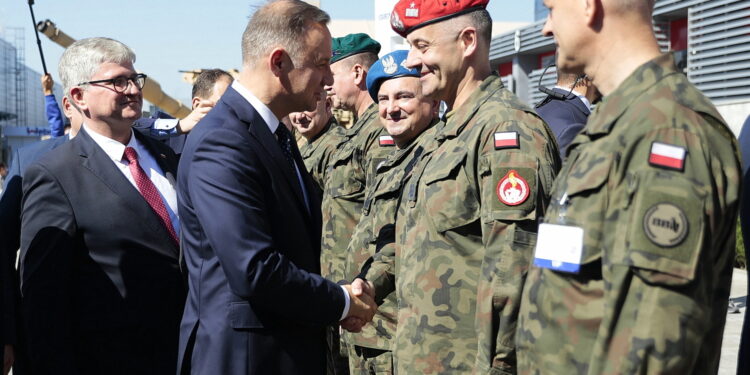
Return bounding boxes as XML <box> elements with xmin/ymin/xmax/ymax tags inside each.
<box><xmin>176</xmin><ymin>1</ymin><xmax>376</xmax><ymax>374</ymax></box>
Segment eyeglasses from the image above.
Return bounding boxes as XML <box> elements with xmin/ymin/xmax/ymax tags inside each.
<box><xmin>78</xmin><ymin>73</ymin><xmax>147</xmax><ymax>93</ymax></box>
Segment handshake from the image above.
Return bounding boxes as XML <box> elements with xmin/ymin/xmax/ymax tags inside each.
<box><xmin>340</xmin><ymin>278</ymin><xmax>377</xmax><ymax>333</ymax></box>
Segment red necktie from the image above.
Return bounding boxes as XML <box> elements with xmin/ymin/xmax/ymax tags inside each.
<box><xmin>122</xmin><ymin>147</ymin><xmax>179</xmax><ymax>247</ymax></box>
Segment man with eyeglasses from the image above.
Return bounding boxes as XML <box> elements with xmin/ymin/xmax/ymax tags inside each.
<box><xmin>18</xmin><ymin>37</ymin><xmax>186</xmax><ymax>375</ymax></box>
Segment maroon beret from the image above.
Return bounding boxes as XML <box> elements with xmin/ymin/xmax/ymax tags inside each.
<box><xmin>390</xmin><ymin>0</ymin><xmax>490</xmax><ymax>37</ymax></box>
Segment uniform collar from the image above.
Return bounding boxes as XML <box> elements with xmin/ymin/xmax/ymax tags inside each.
<box><xmin>345</xmin><ymin>103</ymin><xmax>379</xmax><ymax>137</ymax></box>
<box><xmin>440</xmin><ymin>74</ymin><xmax>504</xmax><ymax>140</ymax></box>
<box><xmin>583</xmin><ymin>53</ymin><xmax>679</xmax><ymax>137</ymax></box>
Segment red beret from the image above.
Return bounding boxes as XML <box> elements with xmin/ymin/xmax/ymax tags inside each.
<box><xmin>390</xmin><ymin>0</ymin><xmax>490</xmax><ymax>37</ymax></box>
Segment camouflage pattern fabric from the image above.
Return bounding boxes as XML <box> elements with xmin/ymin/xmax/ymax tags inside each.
<box><xmin>321</xmin><ymin>103</ymin><xmax>396</xmax><ymax>374</ymax></box>
<box><xmin>322</xmin><ymin>103</ymin><xmax>395</xmax><ymax>284</ymax></box>
<box><xmin>300</xmin><ymin>118</ymin><xmax>347</xmax><ymax>192</ymax></box>
<box><xmin>516</xmin><ymin>54</ymin><xmax>741</xmax><ymax>375</ymax></box>
<box><xmin>366</xmin><ymin>75</ymin><xmax>560</xmax><ymax>374</ymax></box>
<box><xmin>344</xmin><ymin>120</ymin><xmax>441</xmax><ymax>357</ymax></box>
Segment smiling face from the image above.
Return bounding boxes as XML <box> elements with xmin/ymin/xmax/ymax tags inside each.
<box><xmin>377</xmin><ymin>75</ymin><xmax>437</xmax><ymax>147</ymax></box>
<box><xmin>404</xmin><ymin>22</ymin><xmax>463</xmax><ymax>103</ymax></box>
<box><xmin>77</xmin><ymin>61</ymin><xmax>143</xmax><ymax>129</ymax></box>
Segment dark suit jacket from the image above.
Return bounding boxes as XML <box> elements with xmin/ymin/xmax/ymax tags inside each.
<box><xmin>0</xmin><ymin>136</ymin><xmax>68</xmax><ymax>372</ymax></box>
<box><xmin>133</xmin><ymin>111</ymin><xmax>187</xmax><ymax>156</ymax></box>
<box><xmin>535</xmin><ymin>88</ymin><xmax>590</xmax><ymax>159</ymax></box>
<box><xmin>19</xmin><ymin>128</ymin><xmax>186</xmax><ymax>375</ymax></box>
<box><xmin>737</xmin><ymin>115</ymin><xmax>750</xmax><ymax>375</ymax></box>
<box><xmin>177</xmin><ymin>86</ymin><xmax>345</xmax><ymax>375</ymax></box>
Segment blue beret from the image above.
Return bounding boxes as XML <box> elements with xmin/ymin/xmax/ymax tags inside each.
<box><xmin>366</xmin><ymin>50</ymin><xmax>420</xmax><ymax>101</ymax></box>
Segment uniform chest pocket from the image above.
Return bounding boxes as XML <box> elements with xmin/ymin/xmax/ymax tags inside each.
<box><xmin>554</xmin><ymin>151</ymin><xmax>616</xmax><ymax>264</ymax></box>
<box><xmin>327</xmin><ymin>147</ymin><xmax>365</xmax><ymax>198</ymax></box>
<box><xmin>421</xmin><ymin>150</ymin><xmax>480</xmax><ymax>233</ymax></box>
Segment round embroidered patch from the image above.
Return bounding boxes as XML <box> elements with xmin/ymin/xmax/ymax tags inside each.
<box><xmin>643</xmin><ymin>203</ymin><xmax>688</xmax><ymax>247</ymax></box>
<box><xmin>496</xmin><ymin>170</ymin><xmax>529</xmax><ymax>206</ymax></box>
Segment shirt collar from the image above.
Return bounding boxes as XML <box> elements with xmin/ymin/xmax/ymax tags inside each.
<box><xmin>554</xmin><ymin>85</ymin><xmax>593</xmax><ymax>111</ymax></box>
<box><xmin>231</xmin><ymin>80</ymin><xmax>280</xmax><ymax>133</ymax></box>
<box><xmin>83</xmin><ymin>123</ymin><xmax>140</xmax><ymax>162</ymax></box>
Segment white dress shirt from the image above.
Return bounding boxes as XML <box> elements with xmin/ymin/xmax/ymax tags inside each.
<box><xmin>555</xmin><ymin>85</ymin><xmax>593</xmax><ymax>112</ymax></box>
<box><xmin>83</xmin><ymin>124</ymin><xmax>180</xmax><ymax>237</ymax></box>
<box><xmin>231</xmin><ymin>81</ymin><xmax>351</xmax><ymax>320</ymax></box>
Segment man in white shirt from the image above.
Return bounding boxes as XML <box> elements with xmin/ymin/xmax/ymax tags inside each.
<box><xmin>18</xmin><ymin>37</ymin><xmax>185</xmax><ymax>375</ymax></box>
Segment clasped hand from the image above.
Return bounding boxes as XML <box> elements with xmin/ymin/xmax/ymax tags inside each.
<box><xmin>340</xmin><ymin>278</ymin><xmax>376</xmax><ymax>333</ymax></box>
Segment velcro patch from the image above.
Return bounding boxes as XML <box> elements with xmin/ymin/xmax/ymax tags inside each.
<box><xmin>494</xmin><ymin>132</ymin><xmax>519</xmax><ymax>150</ymax></box>
<box><xmin>643</xmin><ymin>203</ymin><xmax>689</xmax><ymax>247</ymax></box>
<box><xmin>379</xmin><ymin>135</ymin><xmax>395</xmax><ymax>147</ymax></box>
<box><xmin>649</xmin><ymin>142</ymin><xmax>686</xmax><ymax>171</ymax></box>
<box><xmin>497</xmin><ymin>169</ymin><xmax>530</xmax><ymax>206</ymax></box>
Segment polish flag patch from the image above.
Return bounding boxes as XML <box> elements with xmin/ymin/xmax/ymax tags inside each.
<box><xmin>379</xmin><ymin>135</ymin><xmax>395</xmax><ymax>147</ymax></box>
<box><xmin>494</xmin><ymin>132</ymin><xmax>519</xmax><ymax>150</ymax></box>
<box><xmin>649</xmin><ymin>142</ymin><xmax>686</xmax><ymax>171</ymax></box>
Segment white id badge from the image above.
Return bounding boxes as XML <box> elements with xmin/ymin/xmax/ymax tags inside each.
<box><xmin>533</xmin><ymin>223</ymin><xmax>584</xmax><ymax>273</ymax></box>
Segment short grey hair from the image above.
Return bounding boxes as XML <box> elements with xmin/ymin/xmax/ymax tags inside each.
<box><xmin>241</xmin><ymin>0</ymin><xmax>330</xmax><ymax>68</ymax></box>
<box><xmin>445</xmin><ymin>9</ymin><xmax>493</xmax><ymax>50</ymax></box>
<box><xmin>58</xmin><ymin>37</ymin><xmax>136</xmax><ymax>100</ymax></box>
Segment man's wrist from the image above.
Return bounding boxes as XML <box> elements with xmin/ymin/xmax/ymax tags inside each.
<box><xmin>339</xmin><ymin>285</ymin><xmax>350</xmax><ymax>321</ymax></box>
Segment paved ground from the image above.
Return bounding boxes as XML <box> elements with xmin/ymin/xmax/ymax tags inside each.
<box><xmin>720</xmin><ymin>268</ymin><xmax>747</xmax><ymax>375</ymax></box>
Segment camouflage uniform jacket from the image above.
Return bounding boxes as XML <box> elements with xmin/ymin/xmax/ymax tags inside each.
<box><xmin>344</xmin><ymin>120</ymin><xmax>442</xmax><ymax>351</ymax></box>
<box><xmin>300</xmin><ymin>118</ymin><xmax>347</xmax><ymax>192</ymax></box>
<box><xmin>516</xmin><ymin>54</ymin><xmax>741</xmax><ymax>375</ymax></box>
<box><xmin>321</xmin><ymin>103</ymin><xmax>396</xmax><ymax>283</ymax></box>
<box><xmin>366</xmin><ymin>75</ymin><xmax>560</xmax><ymax>374</ymax></box>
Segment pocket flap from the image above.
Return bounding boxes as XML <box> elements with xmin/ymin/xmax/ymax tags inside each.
<box><xmin>422</xmin><ymin>149</ymin><xmax>467</xmax><ymax>185</ymax></box>
<box><xmin>228</xmin><ymin>302</ymin><xmax>264</xmax><ymax>329</ymax></box>
<box><xmin>565</xmin><ymin>153</ymin><xmax>614</xmax><ymax>196</ymax></box>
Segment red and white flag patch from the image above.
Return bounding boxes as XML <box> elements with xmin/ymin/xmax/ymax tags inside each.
<box><xmin>494</xmin><ymin>132</ymin><xmax>519</xmax><ymax>150</ymax></box>
<box><xmin>379</xmin><ymin>135</ymin><xmax>395</xmax><ymax>147</ymax></box>
<box><xmin>649</xmin><ymin>142</ymin><xmax>686</xmax><ymax>171</ymax></box>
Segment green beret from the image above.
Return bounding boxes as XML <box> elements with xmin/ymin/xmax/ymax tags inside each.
<box><xmin>330</xmin><ymin>33</ymin><xmax>381</xmax><ymax>64</ymax></box>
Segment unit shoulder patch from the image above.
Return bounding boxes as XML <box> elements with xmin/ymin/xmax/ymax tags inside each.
<box><xmin>642</xmin><ymin>202</ymin><xmax>689</xmax><ymax>247</ymax></box>
<box><xmin>496</xmin><ymin>169</ymin><xmax>530</xmax><ymax>206</ymax></box>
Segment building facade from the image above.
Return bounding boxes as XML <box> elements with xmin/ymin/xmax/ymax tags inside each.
<box><xmin>491</xmin><ymin>0</ymin><xmax>750</xmax><ymax>134</ymax></box>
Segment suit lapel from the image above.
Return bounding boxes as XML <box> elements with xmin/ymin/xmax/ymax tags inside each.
<box><xmin>75</xmin><ymin>128</ymin><xmax>178</xmax><ymax>256</ymax></box>
<box><xmin>223</xmin><ymin>87</ymin><xmax>311</xmax><ymax>218</ymax></box>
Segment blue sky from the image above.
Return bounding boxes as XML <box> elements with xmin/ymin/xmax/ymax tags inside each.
<box><xmin>0</xmin><ymin>1</ymin><xmax>533</xmax><ymax>106</ymax></box>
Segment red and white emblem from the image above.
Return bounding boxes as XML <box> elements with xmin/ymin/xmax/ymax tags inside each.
<box><xmin>494</xmin><ymin>131</ymin><xmax>519</xmax><ymax>150</ymax></box>
<box><xmin>649</xmin><ymin>142</ymin><xmax>686</xmax><ymax>171</ymax></box>
<box><xmin>379</xmin><ymin>135</ymin><xmax>395</xmax><ymax>146</ymax></box>
<box><xmin>496</xmin><ymin>170</ymin><xmax>529</xmax><ymax>206</ymax></box>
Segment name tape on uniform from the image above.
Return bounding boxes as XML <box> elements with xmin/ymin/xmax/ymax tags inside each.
<box><xmin>648</xmin><ymin>142</ymin><xmax>686</xmax><ymax>171</ymax></box>
<box><xmin>494</xmin><ymin>131</ymin><xmax>519</xmax><ymax>150</ymax></box>
<box><xmin>379</xmin><ymin>135</ymin><xmax>396</xmax><ymax>147</ymax></box>
<box><xmin>533</xmin><ymin>223</ymin><xmax>584</xmax><ymax>273</ymax></box>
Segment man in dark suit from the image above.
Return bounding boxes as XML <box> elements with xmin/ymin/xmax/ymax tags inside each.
<box><xmin>176</xmin><ymin>1</ymin><xmax>377</xmax><ymax>374</ymax></box>
<box><xmin>19</xmin><ymin>37</ymin><xmax>185</xmax><ymax>375</ymax></box>
<box><xmin>0</xmin><ymin>91</ymin><xmax>83</xmax><ymax>375</ymax></box>
<box><xmin>132</xmin><ymin>69</ymin><xmax>233</xmax><ymax>156</ymax></box>
<box><xmin>535</xmin><ymin>72</ymin><xmax>600</xmax><ymax>159</ymax></box>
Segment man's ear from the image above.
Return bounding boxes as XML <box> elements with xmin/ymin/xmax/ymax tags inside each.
<box><xmin>269</xmin><ymin>48</ymin><xmax>287</xmax><ymax>76</ymax></box>
<box><xmin>191</xmin><ymin>97</ymin><xmax>201</xmax><ymax>110</ymax></box>
<box><xmin>459</xmin><ymin>27</ymin><xmax>478</xmax><ymax>58</ymax></box>
<box><xmin>352</xmin><ymin>64</ymin><xmax>366</xmax><ymax>86</ymax></box>
<box><xmin>584</xmin><ymin>0</ymin><xmax>603</xmax><ymax>30</ymax></box>
<box><xmin>70</xmin><ymin>87</ymin><xmax>87</xmax><ymax>111</ymax></box>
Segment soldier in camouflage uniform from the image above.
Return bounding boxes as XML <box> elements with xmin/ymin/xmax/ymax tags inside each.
<box><xmin>290</xmin><ymin>95</ymin><xmax>346</xmax><ymax>192</ymax></box>
<box><xmin>354</xmin><ymin>1</ymin><xmax>561</xmax><ymax>373</ymax></box>
<box><xmin>343</xmin><ymin>50</ymin><xmax>441</xmax><ymax>374</ymax></box>
<box><xmin>516</xmin><ymin>1</ymin><xmax>741</xmax><ymax>374</ymax></box>
<box><xmin>321</xmin><ymin>33</ymin><xmax>393</xmax><ymax>375</ymax></box>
